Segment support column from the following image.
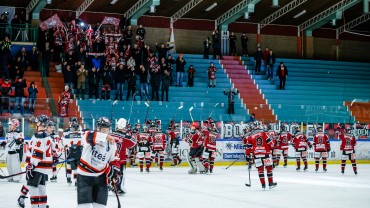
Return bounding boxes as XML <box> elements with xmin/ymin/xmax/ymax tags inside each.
<box><xmin>304</xmin><ymin>35</ymin><xmax>314</xmax><ymax>59</ymax></box>
<box><xmin>364</xmin><ymin>0</ymin><xmax>369</xmax><ymax>14</ymax></box>
<box><xmin>297</xmin><ymin>26</ymin><xmax>301</xmax><ymax>58</ymax></box>
<box><xmin>336</xmin><ymin>30</ymin><xmax>340</xmax><ymax>61</ymax></box>
<box><xmin>257</xmin><ymin>23</ymin><xmax>261</xmax><ymax>47</ymax></box>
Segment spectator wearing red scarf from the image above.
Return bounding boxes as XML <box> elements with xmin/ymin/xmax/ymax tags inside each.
<box><xmin>276</xmin><ymin>62</ymin><xmax>288</xmax><ymax>90</ymax></box>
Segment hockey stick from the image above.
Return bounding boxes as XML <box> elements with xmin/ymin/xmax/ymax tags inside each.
<box><xmin>172</xmin><ymin>105</ymin><xmax>183</xmax><ymax>121</ymax></box>
<box><xmin>128</xmin><ymin>92</ymin><xmax>137</xmax><ymax>124</ymax></box>
<box><xmin>245</xmin><ymin>166</ymin><xmax>251</xmax><ymax>187</ymax></box>
<box><xmin>112</xmin><ymin>180</ymin><xmax>122</xmax><ymax>208</ymax></box>
<box><xmin>189</xmin><ymin>107</ymin><xmax>194</xmax><ymax>123</ymax></box>
<box><xmin>209</xmin><ymin>103</ymin><xmax>219</xmax><ymax>118</ymax></box>
<box><xmin>144</xmin><ymin>100</ymin><xmax>150</xmax><ymax>124</ymax></box>
<box><xmin>225</xmin><ymin>158</ymin><xmax>240</xmax><ymax>170</ymax></box>
<box><xmin>111</xmin><ymin>100</ymin><xmax>119</xmax><ymax>123</ymax></box>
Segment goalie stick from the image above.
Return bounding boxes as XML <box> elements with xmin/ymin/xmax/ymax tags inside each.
<box><xmin>245</xmin><ymin>166</ymin><xmax>251</xmax><ymax>187</ymax></box>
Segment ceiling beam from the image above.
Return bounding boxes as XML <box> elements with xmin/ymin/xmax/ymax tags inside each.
<box><xmin>215</xmin><ymin>0</ymin><xmax>262</xmax><ymax>31</ymax></box>
<box><xmin>124</xmin><ymin>0</ymin><xmax>160</xmax><ymax>25</ymax></box>
<box><xmin>76</xmin><ymin>0</ymin><xmax>95</xmax><ymax>19</ymax></box>
<box><xmin>299</xmin><ymin>0</ymin><xmax>363</xmax><ymax>36</ymax></box>
<box><xmin>170</xmin><ymin>0</ymin><xmax>203</xmax><ymax>25</ymax></box>
<box><xmin>26</xmin><ymin>0</ymin><xmax>41</xmax><ymax>20</ymax></box>
<box><xmin>337</xmin><ymin>13</ymin><xmax>370</xmax><ymax>35</ymax></box>
<box><xmin>260</xmin><ymin>0</ymin><xmax>307</xmax><ymax>29</ymax></box>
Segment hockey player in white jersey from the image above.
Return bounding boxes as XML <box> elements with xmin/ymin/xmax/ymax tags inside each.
<box><xmin>77</xmin><ymin>117</ymin><xmax>119</xmax><ymax>208</ymax></box>
<box><xmin>0</xmin><ymin>119</ymin><xmax>24</xmax><ymax>182</ymax></box>
<box><xmin>26</xmin><ymin>115</ymin><xmax>53</xmax><ymax>208</ymax></box>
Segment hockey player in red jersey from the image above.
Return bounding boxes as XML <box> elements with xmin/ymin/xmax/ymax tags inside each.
<box><xmin>265</xmin><ymin>123</ymin><xmax>278</xmax><ymax>168</ymax></box>
<box><xmin>128</xmin><ymin>123</ymin><xmax>140</xmax><ymax>167</ymax></box>
<box><xmin>242</xmin><ymin>125</ymin><xmax>253</xmax><ymax>169</ymax></box>
<box><xmin>292</xmin><ymin>126</ymin><xmax>312</xmax><ymax>171</ymax></box>
<box><xmin>313</xmin><ymin>125</ymin><xmax>330</xmax><ymax>172</ymax></box>
<box><xmin>26</xmin><ymin>115</ymin><xmax>53</xmax><ymax>208</ymax></box>
<box><xmin>167</xmin><ymin>121</ymin><xmax>182</xmax><ymax>166</ymax></box>
<box><xmin>201</xmin><ymin>118</ymin><xmax>218</xmax><ymax>173</ymax></box>
<box><xmin>151</xmin><ymin>125</ymin><xmax>167</xmax><ymax>171</ymax></box>
<box><xmin>276</xmin><ymin>125</ymin><xmax>292</xmax><ymax>168</ymax></box>
<box><xmin>137</xmin><ymin>125</ymin><xmax>153</xmax><ymax>173</ymax></box>
<box><xmin>247</xmin><ymin>125</ymin><xmax>277</xmax><ymax>189</ymax></box>
<box><xmin>186</xmin><ymin>123</ymin><xmax>206</xmax><ymax>174</ymax></box>
<box><xmin>111</xmin><ymin>118</ymin><xmax>137</xmax><ymax>195</ymax></box>
<box><xmin>77</xmin><ymin>117</ymin><xmax>119</xmax><ymax>208</ymax></box>
<box><xmin>339</xmin><ymin>127</ymin><xmax>357</xmax><ymax>175</ymax></box>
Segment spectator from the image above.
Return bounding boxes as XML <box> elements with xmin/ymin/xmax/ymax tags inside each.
<box><xmin>1</xmin><ymin>36</ymin><xmax>11</xmax><ymax>78</ymax></box>
<box><xmin>64</xmin><ymin>49</ymin><xmax>77</xmax><ymax>68</ymax></box>
<box><xmin>53</xmin><ymin>27</ymin><xmax>65</xmax><ymax>63</ymax></box>
<box><xmin>165</xmin><ymin>54</ymin><xmax>175</xmax><ymax>86</ymax></box>
<box><xmin>126</xmin><ymin>62</ymin><xmax>136</xmax><ymax>101</ymax></box>
<box><xmin>76</xmin><ymin>64</ymin><xmax>87</xmax><ymax>100</ymax></box>
<box><xmin>187</xmin><ymin>65</ymin><xmax>195</xmax><ymax>87</ymax></box>
<box><xmin>276</xmin><ymin>62</ymin><xmax>288</xmax><ymax>90</ymax></box>
<box><xmin>263</xmin><ymin>47</ymin><xmax>269</xmax><ymax>75</ymax></box>
<box><xmin>17</xmin><ymin>47</ymin><xmax>28</xmax><ymax>70</ymax></box>
<box><xmin>28</xmin><ymin>81</ymin><xmax>38</xmax><ymax>113</ymax></box>
<box><xmin>248</xmin><ymin>113</ymin><xmax>256</xmax><ymax>122</ymax></box>
<box><xmin>12</xmin><ymin>56</ymin><xmax>25</xmax><ymax>79</ymax></box>
<box><xmin>254</xmin><ymin>47</ymin><xmax>263</xmax><ymax>74</ymax></box>
<box><xmin>241</xmin><ymin>33</ymin><xmax>249</xmax><ymax>56</ymax></box>
<box><xmin>42</xmin><ymin>42</ymin><xmax>53</xmax><ymax>76</ymax></box>
<box><xmin>229</xmin><ymin>32</ymin><xmax>237</xmax><ymax>56</ymax></box>
<box><xmin>266</xmin><ymin>49</ymin><xmax>276</xmax><ymax>80</ymax></box>
<box><xmin>161</xmin><ymin>69</ymin><xmax>170</xmax><ymax>102</ymax></box>
<box><xmin>150</xmin><ymin>64</ymin><xmax>160</xmax><ymax>101</ymax></box>
<box><xmin>58</xmin><ymin>85</ymin><xmax>71</xmax><ymax>117</ymax></box>
<box><xmin>11</xmin><ymin>14</ymin><xmax>21</xmax><ymax>40</ymax></box>
<box><xmin>0</xmin><ymin>122</ymin><xmax>4</xmax><ymax>136</ymax></box>
<box><xmin>212</xmin><ymin>30</ymin><xmax>223</xmax><ymax>60</ymax></box>
<box><xmin>203</xmin><ymin>37</ymin><xmax>211</xmax><ymax>59</ymax></box>
<box><xmin>101</xmin><ymin>66</ymin><xmax>113</xmax><ymax>100</ymax></box>
<box><xmin>77</xmin><ymin>47</ymin><xmax>86</xmax><ymax>64</ymax></box>
<box><xmin>62</xmin><ymin>64</ymin><xmax>75</xmax><ymax>94</ymax></box>
<box><xmin>136</xmin><ymin>24</ymin><xmax>146</xmax><ymax>39</ymax></box>
<box><xmin>139</xmin><ymin>65</ymin><xmax>149</xmax><ymax>101</ymax></box>
<box><xmin>87</xmin><ymin>65</ymin><xmax>100</xmax><ymax>100</ymax></box>
<box><xmin>224</xmin><ymin>88</ymin><xmax>239</xmax><ymax>114</ymax></box>
<box><xmin>124</xmin><ymin>25</ymin><xmax>133</xmax><ymax>46</ymax></box>
<box><xmin>207</xmin><ymin>62</ymin><xmax>217</xmax><ymax>88</ymax></box>
<box><xmin>13</xmin><ymin>78</ymin><xmax>27</xmax><ymax>114</ymax></box>
<box><xmin>175</xmin><ymin>54</ymin><xmax>186</xmax><ymax>87</ymax></box>
<box><xmin>91</xmin><ymin>55</ymin><xmax>102</xmax><ymax>72</ymax></box>
<box><xmin>115</xmin><ymin>64</ymin><xmax>126</xmax><ymax>101</ymax></box>
<box><xmin>0</xmin><ymin>78</ymin><xmax>12</xmax><ymax>113</ymax></box>
<box><xmin>155</xmin><ymin>43</ymin><xmax>173</xmax><ymax>61</ymax></box>
<box><xmin>132</xmin><ymin>44</ymin><xmax>142</xmax><ymax>66</ymax></box>
<box><xmin>143</xmin><ymin>45</ymin><xmax>153</xmax><ymax>69</ymax></box>
<box><xmin>0</xmin><ymin>14</ymin><xmax>6</xmax><ymax>39</ymax></box>
<box><xmin>29</xmin><ymin>46</ymin><xmax>39</xmax><ymax>71</ymax></box>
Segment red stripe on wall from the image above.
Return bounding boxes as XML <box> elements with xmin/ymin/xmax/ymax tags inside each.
<box><xmin>174</xmin><ymin>19</ymin><xmax>215</xmax><ymax>31</ymax></box>
<box><xmin>138</xmin><ymin>16</ymin><xmax>170</xmax><ymax>28</ymax></box>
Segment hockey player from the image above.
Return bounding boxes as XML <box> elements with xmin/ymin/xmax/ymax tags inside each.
<box><xmin>292</xmin><ymin>126</ymin><xmax>312</xmax><ymax>171</ymax></box>
<box><xmin>167</xmin><ymin>121</ymin><xmax>182</xmax><ymax>166</ymax></box>
<box><xmin>276</xmin><ymin>125</ymin><xmax>292</xmax><ymax>167</ymax></box>
<box><xmin>313</xmin><ymin>125</ymin><xmax>331</xmax><ymax>172</ymax></box>
<box><xmin>265</xmin><ymin>123</ymin><xmax>279</xmax><ymax>167</ymax></box>
<box><xmin>63</xmin><ymin>120</ymin><xmax>83</xmax><ymax>185</ymax></box>
<box><xmin>242</xmin><ymin>125</ymin><xmax>253</xmax><ymax>169</ymax></box>
<box><xmin>339</xmin><ymin>127</ymin><xmax>357</xmax><ymax>175</ymax></box>
<box><xmin>26</xmin><ymin>115</ymin><xmax>53</xmax><ymax>208</ymax></box>
<box><xmin>49</xmin><ymin>121</ymin><xmax>62</xmax><ymax>182</ymax></box>
<box><xmin>111</xmin><ymin>118</ymin><xmax>137</xmax><ymax>195</ymax></box>
<box><xmin>137</xmin><ymin>125</ymin><xmax>152</xmax><ymax>173</ymax></box>
<box><xmin>202</xmin><ymin>118</ymin><xmax>218</xmax><ymax>173</ymax></box>
<box><xmin>77</xmin><ymin>117</ymin><xmax>119</xmax><ymax>208</ymax></box>
<box><xmin>0</xmin><ymin>119</ymin><xmax>24</xmax><ymax>182</ymax></box>
<box><xmin>186</xmin><ymin>123</ymin><xmax>205</xmax><ymax>174</ymax></box>
<box><xmin>151</xmin><ymin>125</ymin><xmax>167</xmax><ymax>171</ymax></box>
<box><xmin>128</xmin><ymin>123</ymin><xmax>141</xmax><ymax>167</ymax></box>
<box><xmin>247</xmin><ymin>125</ymin><xmax>277</xmax><ymax>189</ymax></box>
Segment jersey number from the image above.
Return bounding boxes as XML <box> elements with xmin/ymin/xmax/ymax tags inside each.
<box><xmin>256</xmin><ymin>137</ymin><xmax>263</xmax><ymax>146</ymax></box>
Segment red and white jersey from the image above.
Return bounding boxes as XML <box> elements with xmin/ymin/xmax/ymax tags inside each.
<box><xmin>63</xmin><ymin>131</ymin><xmax>83</xmax><ymax>148</ymax></box>
<box><xmin>78</xmin><ymin>131</ymin><xmax>117</xmax><ymax>177</ymax></box>
<box><xmin>111</xmin><ymin>131</ymin><xmax>137</xmax><ymax>164</ymax></box>
<box><xmin>247</xmin><ymin>131</ymin><xmax>272</xmax><ymax>157</ymax></box>
<box><xmin>292</xmin><ymin>132</ymin><xmax>311</xmax><ymax>151</ymax></box>
<box><xmin>266</xmin><ymin>130</ymin><xmax>278</xmax><ymax>149</ymax></box>
<box><xmin>137</xmin><ymin>133</ymin><xmax>152</xmax><ymax>152</ymax></box>
<box><xmin>30</xmin><ymin>131</ymin><xmax>54</xmax><ymax>175</ymax></box>
<box><xmin>151</xmin><ymin>133</ymin><xmax>166</xmax><ymax>151</ymax></box>
<box><xmin>186</xmin><ymin>131</ymin><xmax>203</xmax><ymax>149</ymax></box>
<box><xmin>339</xmin><ymin>133</ymin><xmax>356</xmax><ymax>152</ymax></box>
<box><xmin>5</xmin><ymin>130</ymin><xmax>24</xmax><ymax>152</ymax></box>
<box><xmin>277</xmin><ymin>131</ymin><xmax>292</xmax><ymax>150</ymax></box>
<box><xmin>50</xmin><ymin>133</ymin><xmax>63</xmax><ymax>158</ymax></box>
<box><xmin>242</xmin><ymin>134</ymin><xmax>253</xmax><ymax>155</ymax></box>
<box><xmin>313</xmin><ymin>132</ymin><xmax>330</xmax><ymax>152</ymax></box>
<box><xmin>203</xmin><ymin>130</ymin><xmax>217</xmax><ymax>151</ymax></box>
<box><xmin>147</xmin><ymin>56</ymin><xmax>158</xmax><ymax>69</ymax></box>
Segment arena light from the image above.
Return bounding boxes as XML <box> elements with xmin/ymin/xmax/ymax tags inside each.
<box><xmin>205</xmin><ymin>3</ymin><xmax>218</xmax><ymax>12</ymax></box>
<box><xmin>272</xmin><ymin>0</ymin><xmax>279</xmax><ymax>8</ymax></box>
<box><xmin>150</xmin><ymin>5</ymin><xmax>156</xmax><ymax>13</ymax></box>
<box><xmin>110</xmin><ymin>0</ymin><xmax>118</xmax><ymax>4</ymax></box>
<box><xmin>293</xmin><ymin>10</ymin><xmax>306</xmax><ymax>19</ymax></box>
<box><xmin>47</xmin><ymin>0</ymin><xmax>52</xmax><ymax>4</ymax></box>
<box><xmin>244</xmin><ymin>12</ymin><xmax>250</xmax><ymax>19</ymax></box>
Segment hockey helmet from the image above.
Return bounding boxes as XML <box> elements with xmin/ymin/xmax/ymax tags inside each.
<box><xmin>142</xmin><ymin>125</ymin><xmax>149</xmax><ymax>133</ymax></box>
<box><xmin>316</xmin><ymin>125</ymin><xmax>323</xmax><ymax>132</ymax></box>
<box><xmin>71</xmin><ymin>122</ymin><xmax>80</xmax><ymax>131</ymax></box>
<box><xmin>97</xmin><ymin>117</ymin><xmax>111</xmax><ymax>128</ymax></box>
<box><xmin>47</xmin><ymin>121</ymin><xmax>55</xmax><ymax>127</ymax></box>
<box><xmin>8</xmin><ymin>119</ymin><xmax>20</xmax><ymax>129</ymax></box>
<box><xmin>135</xmin><ymin>123</ymin><xmax>141</xmax><ymax>130</ymax></box>
<box><xmin>190</xmin><ymin>122</ymin><xmax>198</xmax><ymax>129</ymax></box>
<box><xmin>294</xmin><ymin>125</ymin><xmax>300</xmax><ymax>132</ymax></box>
<box><xmin>280</xmin><ymin>124</ymin><xmax>286</xmax><ymax>131</ymax></box>
<box><xmin>69</xmin><ymin>117</ymin><xmax>78</xmax><ymax>126</ymax></box>
<box><xmin>35</xmin><ymin>115</ymin><xmax>50</xmax><ymax>127</ymax></box>
<box><xmin>346</xmin><ymin>127</ymin><xmax>352</xmax><ymax>134</ymax></box>
<box><xmin>266</xmin><ymin>123</ymin><xmax>272</xmax><ymax>130</ymax></box>
<box><xmin>116</xmin><ymin>118</ymin><xmax>127</xmax><ymax>130</ymax></box>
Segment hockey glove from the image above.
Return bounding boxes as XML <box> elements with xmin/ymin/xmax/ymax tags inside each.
<box><xmin>26</xmin><ymin>163</ymin><xmax>35</xmax><ymax>180</ymax></box>
<box><xmin>0</xmin><ymin>141</ymin><xmax>6</xmax><ymax>148</ymax></box>
<box><xmin>107</xmin><ymin>164</ymin><xmax>121</xmax><ymax>184</ymax></box>
<box><xmin>327</xmin><ymin>147</ymin><xmax>331</xmax><ymax>152</ymax></box>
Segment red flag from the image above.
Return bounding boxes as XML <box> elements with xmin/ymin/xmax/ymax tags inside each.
<box><xmin>39</xmin><ymin>14</ymin><xmax>64</xmax><ymax>31</ymax></box>
<box><xmin>101</xmin><ymin>16</ymin><xmax>120</xmax><ymax>26</ymax></box>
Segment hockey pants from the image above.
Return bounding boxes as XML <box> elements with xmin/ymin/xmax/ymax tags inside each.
<box><xmin>6</xmin><ymin>152</ymin><xmax>22</xmax><ymax>181</ymax></box>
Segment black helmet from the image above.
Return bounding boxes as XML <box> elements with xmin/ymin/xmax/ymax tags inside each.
<box><xmin>69</xmin><ymin>117</ymin><xmax>78</xmax><ymax>126</ymax></box>
<box><xmin>97</xmin><ymin>117</ymin><xmax>111</xmax><ymax>128</ymax></box>
<box><xmin>71</xmin><ymin>123</ymin><xmax>80</xmax><ymax>131</ymax></box>
<box><xmin>47</xmin><ymin>121</ymin><xmax>55</xmax><ymax>127</ymax></box>
<box><xmin>35</xmin><ymin>115</ymin><xmax>49</xmax><ymax>127</ymax></box>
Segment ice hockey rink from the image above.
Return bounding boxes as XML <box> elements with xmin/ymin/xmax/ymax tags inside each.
<box><xmin>1</xmin><ymin>164</ymin><xmax>370</xmax><ymax>208</ymax></box>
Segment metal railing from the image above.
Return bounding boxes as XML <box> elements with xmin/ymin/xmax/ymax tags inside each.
<box><xmin>0</xmin><ymin>23</ymin><xmax>38</xmax><ymax>43</ymax></box>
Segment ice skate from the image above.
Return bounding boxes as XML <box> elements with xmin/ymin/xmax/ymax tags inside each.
<box><xmin>354</xmin><ymin>171</ymin><xmax>358</xmax><ymax>175</ymax></box>
<box><xmin>269</xmin><ymin>182</ymin><xmax>277</xmax><ymax>189</ymax></box>
<box><xmin>323</xmin><ymin>168</ymin><xmax>327</xmax><ymax>172</ymax></box>
<box><xmin>303</xmin><ymin>165</ymin><xmax>308</xmax><ymax>171</ymax></box>
<box><xmin>146</xmin><ymin>168</ymin><xmax>150</xmax><ymax>173</ymax></box>
<box><xmin>17</xmin><ymin>196</ymin><xmax>27</xmax><ymax>208</ymax></box>
<box><xmin>296</xmin><ymin>166</ymin><xmax>300</xmax><ymax>171</ymax></box>
<box><xmin>50</xmin><ymin>175</ymin><xmax>57</xmax><ymax>182</ymax></box>
<box><xmin>341</xmin><ymin>170</ymin><xmax>344</xmax><ymax>174</ymax></box>
<box><xmin>159</xmin><ymin>167</ymin><xmax>163</xmax><ymax>171</ymax></box>
<box><xmin>262</xmin><ymin>184</ymin><xmax>266</xmax><ymax>190</ymax></box>
<box><xmin>67</xmin><ymin>177</ymin><xmax>72</xmax><ymax>185</ymax></box>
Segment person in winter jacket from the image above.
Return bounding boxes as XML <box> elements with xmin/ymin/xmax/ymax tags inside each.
<box><xmin>115</xmin><ymin>64</ymin><xmax>126</xmax><ymax>101</ymax></box>
<box><xmin>150</xmin><ymin>64</ymin><xmax>161</xmax><ymax>101</ymax></box>
<box><xmin>161</xmin><ymin>69</ymin><xmax>171</xmax><ymax>102</ymax></box>
<box><xmin>76</xmin><ymin>64</ymin><xmax>88</xmax><ymax>100</ymax></box>
<box><xmin>28</xmin><ymin>81</ymin><xmax>38</xmax><ymax>113</ymax></box>
<box><xmin>101</xmin><ymin>66</ymin><xmax>113</xmax><ymax>100</ymax></box>
<box><xmin>13</xmin><ymin>78</ymin><xmax>27</xmax><ymax>114</ymax></box>
<box><xmin>187</xmin><ymin>65</ymin><xmax>195</xmax><ymax>87</ymax></box>
<box><xmin>175</xmin><ymin>54</ymin><xmax>186</xmax><ymax>87</ymax></box>
<box><xmin>207</xmin><ymin>62</ymin><xmax>217</xmax><ymax>88</ymax></box>
<box><xmin>88</xmin><ymin>65</ymin><xmax>100</xmax><ymax>100</ymax></box>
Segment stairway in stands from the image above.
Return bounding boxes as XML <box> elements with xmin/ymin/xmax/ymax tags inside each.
<box><xmin>221</xmin><ymin>56</ymin><xmax>276</xmax><ymax>122</ymax></box>
<box><xmin>23</xmin><ymin>71</ymin><xmax>49</xmax><ymax>116</ymax></box>
<box><xmin>345</xmin><ymin>101</ymin><xmax>370</xmax><ymax>123</ymax></box>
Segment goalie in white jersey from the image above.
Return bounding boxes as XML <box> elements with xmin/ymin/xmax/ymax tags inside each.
<box><xmin>77</xmin><ymin>117</ymin><xmax>120</xmax><ymax>208</ymax></box>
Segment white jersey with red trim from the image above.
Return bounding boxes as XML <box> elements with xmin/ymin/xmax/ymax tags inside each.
<box><xmin>30</xmin><ymin>131</ymin><xmax>54</xmax><ymax>175</ymax></box>
<box><xmin>5</xmin><ymin>130</ymin><xmax>24</xmax><ymax>152</ymax></box>
<box><xmin>63</xmin><ymin>131</ymin><xmax>83</xmax><ymax>148</ymax></box>
<box><xmin>77</xmin><ymin>131</ymin><xmax>117</xmax><ymax>177</ymax></box>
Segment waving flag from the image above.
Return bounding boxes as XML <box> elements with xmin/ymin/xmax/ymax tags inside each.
<box><xmin>101</xmin><ymin>16</ymin><xmax>120</xmax><ymax>26</ymax></box>
<box><xmin>39</xmin><ymin>14</ymin><xmax>64</xmax><ymax>31</ymax></box>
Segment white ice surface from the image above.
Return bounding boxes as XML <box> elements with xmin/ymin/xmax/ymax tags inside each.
<box><xmin>1</xmin><ymin>164</ymin><xmax>370</xmax><ymax>208</ymax></box>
